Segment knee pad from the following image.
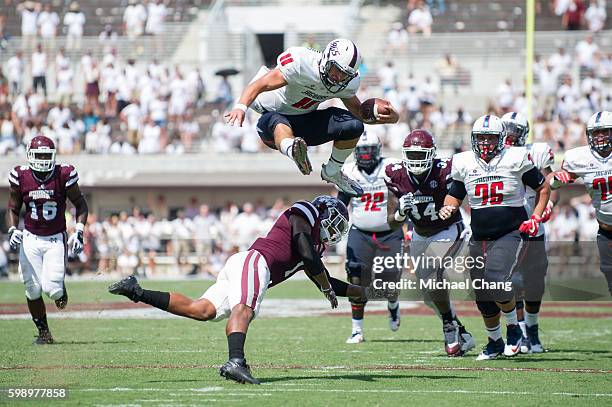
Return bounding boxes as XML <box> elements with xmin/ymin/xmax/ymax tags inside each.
<box><xmin>42</xmin><ymin>280</ymin><xmax>64</xmax><ymax>301</ymax></box>
<box><xmin>515</xmin><ymin>298</ymin><xmax>524</xmax><ymax>311</ymax></box>
<box><xmin>476</xmin><ymin>300</ymin><xmax>500</xmax><ymax>318</ymax></box>
<box><xmin>346</xmin><ymin>261</ymin><xmax>370</xmax><ymax>285</ymax></box>
<box><xmin>337</xmin><ymin>118</ymin><xmax>364</xmax><ymax>141</ymax></box>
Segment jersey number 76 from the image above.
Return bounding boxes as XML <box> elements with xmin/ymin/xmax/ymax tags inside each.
<box><xmin>593</xmin><ymin>176</ymin><xmax>612</xmax><ymax>201</ymax></box>
<box><xmin>475</xmin><ymin>182</ymin><xmax>504</xmax><ymax>205</ymax></box>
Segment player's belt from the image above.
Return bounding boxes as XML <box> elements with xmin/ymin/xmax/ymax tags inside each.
<box><xmin>355</xmin><ymin>227</ymin><xmax>395</xmax><ymax>238</ymax></box>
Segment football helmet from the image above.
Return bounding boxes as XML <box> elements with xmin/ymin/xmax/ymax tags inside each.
<box><xmin>471</xmin><ymin>115</ymin><xmax>505</xmax><ymax>161</ymax></box>
<box><xmin>319</xmin><ymin>39</ymin><xmax>361</xmax><ymax>94</ymax></box>
<box><xmin>27</xmin><ymin>135</ymin><xmax>56</xmax><ymax>173</ymax></box>
<box><xmin>501</xmin><ymin>111</ymin><xmax>530</xmax><ymax>147</ymax></box>
<box><xmin>586</xmin><ymin>111</ymin><xmax>612</xmax><ymax>156</ymax></box>
<box><xmin>312</xmin><ymin>195</ymin><xmax>349</xmax><ymax>245</ymax></box>
<box><xmin>402</xmin><ymin>129</ymin><xmax>436</xmax><ymax>175</ymax></box>
<box><xmin>354</xmin><ymin>132</ymin><xmax>381</xmax><ymax>171</ymax></box>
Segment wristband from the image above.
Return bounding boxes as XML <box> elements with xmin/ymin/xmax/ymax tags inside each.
<box><xmin>234</xmin><ymin>103</ymin><xmax>248</xmax><ymax>113</ymax></box>
<box><xmin>75</xmin><ymin>223</ymin><xmax>85</xmax><ymax>233</ymax></box>
<box><xmin>394</xmin><ymin>210</ymin><xmax>407</xmax><ymax>222</ymax></box>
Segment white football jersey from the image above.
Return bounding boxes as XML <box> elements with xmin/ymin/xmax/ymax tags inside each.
<box><xmin>251</xmin><ymin>47</ymin><xmax>360</xmax><ymax>116</ymax></box>
<box><xmin>343</xmin><ymin>157</ymin><xmax>400</xmax><ymax>232</ymax></box>
<box><xmin>562</xmin><ymin>146</ymin><xmax>612</xmax><ymax>226</ymax></box>
<box><xmin>452</xmin><ymin>147</ymin><xmax>536</xmax><ymax>209</ymax></box>
<box><xmin>520</xmin><ymin>143</ymin><xmax>555</xmax><ymax>236</ymax></box>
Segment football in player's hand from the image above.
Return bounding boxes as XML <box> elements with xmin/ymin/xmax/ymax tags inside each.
<box><xmin>359</xmin><ymin>98</ymin><xmax>391</xmax><ymax>123</ymax></box>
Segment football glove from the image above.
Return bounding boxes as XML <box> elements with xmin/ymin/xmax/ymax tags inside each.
<box><xmin>550</xmin><ymin>170</ymin><xmax>573</xmax><ymax>189</ymax></box>
<box><xmin>540</xmin><ymin>201</ymin><xmax>554</xmax><ymax>223</ymax></box>
<box><xmin>321</xmin><ymin>287</ymin><xmax>338</xmax><ymax>309</ymax></box>
<box><xmin>68</xmin><ymin>223</ymin><xmax>85</xmax><ymax>255</ymax></box>
<box><xmin>519</xmin><ymin>214</ymin><xmax>542</xmax><ymax>237</ymax></box>
<box><xmin>8</xmin><ymin>226</ymin><xmax>22</xmax><ymax>251</ymax></box>
<box><xmin>399</xmin><ymin>192</ymin><xmax>415</xmax><ymax>216</ymax></box>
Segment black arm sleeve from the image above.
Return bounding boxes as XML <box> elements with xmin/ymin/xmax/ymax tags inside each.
<box><xmin>306</xmin><ymin>270</ymin><xmax>349</xmax><ymax>296</ymax></box>
<box><xmin>522</xmin><ymin>167</ymin><xmax>545</xmax><ymax>190</ymax></box>
<box><xmin>448</xmin><ymin>180</ymin><xmax>467</xmax><ymax>200</ymax></box>
<box><xmin>337</xmin><ymin>191</ymin><xmax>352</xmax><ymax>207</ymax></box>
<box><xmin>293</xmin><ymin>231</ymin><xmax>325</xmax><ymax>277</ymax></box>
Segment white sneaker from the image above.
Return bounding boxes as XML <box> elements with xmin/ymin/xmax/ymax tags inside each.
<box><xmin>346</xmin><ymin>331</ymin><xmax>365</xmax><ymax>344</ymax></box>
<box><xmin>321</xmin><ymin>164</ymin><xmax>364</xmax><ymax>197</ymax></box>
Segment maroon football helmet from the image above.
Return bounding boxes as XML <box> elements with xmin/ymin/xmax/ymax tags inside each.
<box><xmin>27</xmin><ymin>135</ymin><xmax>56</xmax><ymax>173</ymax></box>
<box><xmin>402</xmin><ymin>129</ymin><xmax>436</xmax><ymax>175</ymax></box>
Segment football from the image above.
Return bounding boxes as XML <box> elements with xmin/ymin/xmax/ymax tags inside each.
<box><xmin>359</xmin><ymin>98</ymin><xmax>391</xmax><ymax>123</ymax></box>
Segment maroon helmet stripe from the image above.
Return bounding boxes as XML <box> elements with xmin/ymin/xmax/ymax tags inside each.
<box><xmin>349</xmin><ymin>42</ymin><xmax>358</xmax><ymax>68</ymax></box>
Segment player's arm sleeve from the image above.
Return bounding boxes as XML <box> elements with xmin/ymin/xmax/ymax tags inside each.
<box><xmin>522</xmin><ymin>167</ymin><xmax>545</xmax><ymax>190</ymax></box>
<box><xmin>337</xmin><ymin>191</ymin><xmax>352</xmax><ymax>207</ymax></box>
<box><xmin>383</xmin><ymin>164</ymin><xmax>402</xmax><ymax>197</ymax></box>
<box><xmin>276</xmin><ymin>48</ymin><xmax>300</xmax><ymax>83</ymax></box>
<box><xmin>448</xmin><ymin>180</ymin><xmax>467</xmax><ymax>200</ymax></box>
<box><xmin>64</xmin><ymin>166</ymin><xmax>79</xmax><ymax>189</ymax></box>
<box><xmin>8</xmin><ymin>167</ymin><xmax>19</xmax><ymax>188</ymax></box>
<box><xmin>289</xmin><ymin>202</ymin><xmax>325</xmax><ymax>277</ymax></box>
<box><xmin>541</xmin><ymin>144</ymin><xmax>555</xmax><ymax>170</ymax></box>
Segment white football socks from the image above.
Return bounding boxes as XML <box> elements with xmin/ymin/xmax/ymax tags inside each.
<box><xmin>525</xmin><ymin>311</ymin><xmax>539</xmax><ymax>327</ymax></box>
<box><xmin>502</xmin><ymin>308</ymin><xmax>518</xmax><ymax>326</ymax></box>
<box><xmin>486</xmin><ymin>323</ymin><xmax>503</xmax><ymax>341</ymax></box>
<box><xmin>325</xmin><ymin>146</ymin><xmax>353</xmax><ymax>175</ymax></box>
<box><xmin>352</xmin><ymin>318</ymin><xmax>363</xmax><ymax>334</ymax></box>
<box><xmin>279</xmin><ymin>138</ymin><xmax>295</xmax><ymax>159</ymax></box>
<box><xmin>519</xmin><ymin>321</ymin><xmax>528</xmax><ymax>337</ymax></box>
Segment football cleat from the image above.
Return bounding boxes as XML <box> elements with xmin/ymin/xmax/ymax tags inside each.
<box><xmin>519</xmin><ymin>334</ymin><xmax>531</xmax><ymax>354</ymax></box>
<box><xmin>33</xmin><ymin>329</ymin><xmax>54</xmax><ymax>345</ymax></box>
<box><xmin>55</xmin><ymin>288</ymin><xmax>68</xmax><ymax>310</ymax></box>
<box><xmin>388</xmin><ymin>305</ymin><xmax>400</xmax><ymax>332</ymax></box>
<box><xmin>504</xmin><ymin>324</ymin><xmax>523</xmax><ymax>357</ymax></box>
<box><xmin>458</xmin><ymin>324</ymin><xmax>476</xmax><ymax>354</ymax></box>
<box><xmin>321</xmin><ymin>164</ymin><xmax>364</xmax><ymax>197</ymax></box>
<box><xmin>291</xmin><ymin>137</ymin><xmax>313</xmax><ymax>175</ymax></box>
<box><xmin>443</xmin><ymin>321</ymin><xmax>462</xmax><ymax>357</ymax></box>
<box><xmin>346</xmin><ymin>331</ymin><xmax>365</xmax><ymax>344</ymax></box>
<box><xmin>108</xmin><ymin>276</ymin><xmax>143</xmax><ymax>302</ymax></box>
<box><xmin>526</xmin><ymin>324</ymin><xmax>544</xmax><ymax>353</ymax></box>
<box><xmin>219</xmin><ymin>358</ymin><xmax>260</xmax><ymax>385</ymax></box>
<box><xmin>476</xmin><ymin>338</ymin><xmax>505</xmax><ymax>360</ymax></box>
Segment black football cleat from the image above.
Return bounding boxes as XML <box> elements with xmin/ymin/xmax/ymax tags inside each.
<box><xmin>219</xmin><ymin>358</ymin><xmax>261</xmax><ymax>385</ymax></box>
<box><xmin>33</xmin><ymin>329</ymin><xmax>54</xmax><ymax>345</ymax></box>
<box><xmin>108</xmin><ymin>276</ymin><xmax>143</xmax><ymax>302</ymax></box>
<box><xmin>55</xmin><ymin>288</ymin><xmax>68</xmax><ymax>310</ymax></box>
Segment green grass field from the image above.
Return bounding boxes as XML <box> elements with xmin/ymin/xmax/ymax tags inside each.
<box><xmin>0</xmin><ymin>280</ymin><xmax>611</xmax><ymax>406</ymax></box>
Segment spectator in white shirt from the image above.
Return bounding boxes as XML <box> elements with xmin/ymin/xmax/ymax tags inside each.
<box><xmin>548</xmin><ymin>47</ymin><xmax>572</xmax><ymax>75</ymax></box>
<box><xmin>47</xmin><ymin>102</ymin><xmax>71</xmax><ymax>130</ymax></box>
<box><xmin>378</xmin><ymin>61</ymin><xmax>398</xmax><ymax>95</ymax></box>
<box><xmin>496</xmin><ymin>79</ymin><xmax>515</xmax><ymax>113</ymax></box>
<box><xmin>101</xmin><ymin>62</ymin><xmax>119</xmax><ymax>117</ymax></box>
<box><xmin>179</xmin><ymin>112</ymin><xmax>199</xmax><ymax>150</ymax></box>
<box><xmin>120</xmin><ymin>99</ymin><xmax>143</xmax><ymax>147</ymax></box>
<box><xmin>37</xmin><ymin>3</ymin><xmax>59</xmax><ymax>53</ymax></box>
<box><xmin>110</xmin><ymin>137</ymin><xmax>137</xmax><ymax>155</ymax></box>
<box><xmin>386</xmin><ymin>22</ymin><xmax>409</xmax><ymax>56</ymax></box>
<box><xmin>85</xmin><ymin>123</ymin><xmax>111</xmax><ymax>154</ymax></box>
<box><xmin>145</xmin><ymin>0</ymin><xmax>167</xmax><ymax>35</ymax></box>
<box><xmin>18</xmin><ymin>1</ymin><xmax>40</xmax><ymax>52</ymax></box>
<box><xmin>575</xmin><ymin>35</ymin><xmax>599</xmax><ymax>73</ymax></box>
<box><xmin>55</xmin><ymin>64</ymin><xmax>74</xmax><ymax>105</ymax></box>
<box><xmin>7</xmin><ymin>52</ymin><xmax>23</xmax><ymax>97</ymax></box>
<box><xmin>31</xmin><ymin>44</ymin><xmax>47</xmax><ymax>97</ymax></box>
<box><xmin>124</xmin><ymin>0</ymin><xmax>147</xmax><ymax>40</ymax></box>
<box><xmin>584</xmin><ymin>0</ymin><xmax>606</xmax><ymax>32</ymax></box>
<box><xmin>98</xmin><ymin>25</ymin><xmax>118</xmax><ymax>52</ymax></box>
<box><xmin>231</xmin><ymin>203</ymin><xmax>263</xmax><ymax>251</ymax></box>
<box><xmin>56</xmin><ymin>122</ymin><xmax>77</xmax><ymax>154</ymax></box>
<box><xmin>407</xmin><ymin>1</ymin><xmax>433</xmax><ymax>37</ymax></box>
<box><xmin>64</xmin><ymin>2</ymin><xmax>86</xmax><ymax>51</ymax></box>
<box><xmin>138</xmin><ymin>116</ymin><xmax>162</xmax><ymax>154</ymax></box>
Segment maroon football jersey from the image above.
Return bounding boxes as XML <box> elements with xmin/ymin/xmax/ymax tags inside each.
<box><xmin>249</xmin><ymin>200</ymin><xmax>325</xmax><ymax>288</ymax></box>
<box><xmin>8</xmin><ymin>164</ymin><xmax>79</xmax><ymax>236</ymax></box>
<box><xmin>385</xmin><ymin>158</ymin><xmax>462</xmax><ymax>236</ymax></box>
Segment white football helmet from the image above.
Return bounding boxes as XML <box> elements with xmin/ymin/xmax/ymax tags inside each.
<box><xmin>471</xmin><ymin>114</ymin><xmax>506</xmax><ymax>161</ymax></box>
<box><xmin>501</xmin><ymin>111</ymin><xmax>530</xmax><ymax>147</ymax></box>
<box><xmin>319</xmin><ymin>39</ymin><xmax>361</xmax><ymax>93</ymax></box>
<box><xmin>354</xmin><ymin>132</ymin><xmax>382</xmax><ymax>170</ymax></box>
<box><xmin>586</xmin><ymin>111</ymin><xmax>612</xmax><ymax>156</ymax></box>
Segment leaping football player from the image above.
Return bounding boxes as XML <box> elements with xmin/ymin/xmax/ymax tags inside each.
<box><xmin>7</xmin><ymin>135</ymin><xmax>89</xmax><ymax>344</ymax></box>
<box><xmin>337</xmin><ymin>132</ymin><xmax>404</xmax><ymax>344</ymax></box>
<box><xmin>385</xmin><ymin>129</ymin><xmax>475</xmax><ymax>357</ymax></box>
<box><xmin>225</xmin><ymin>38</ymin><xmax>399</xmax><ymax>197</ymax></box>
<box><xmin>550</xmin><ymin>111</ymin><xmax>612</xmax><ymax>296</ymax></box>
<box><xmin>440</xmin><ymin>115</ymin><xmax>551</xmax><ymax>360</ymax></box>
<box><xmin>502</xmin><ymin>111</ymin><xmax>556</xmax><ymax>353</ymax></box>
<box><xmin>109</xmin><ymin>196</ymin><xmax>371</xmax><ymax>385</ymax></box>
